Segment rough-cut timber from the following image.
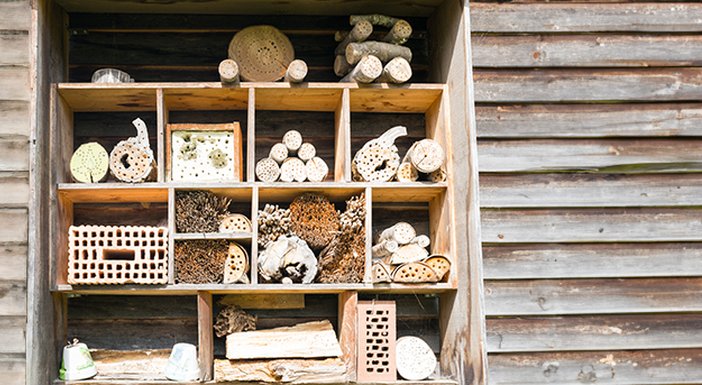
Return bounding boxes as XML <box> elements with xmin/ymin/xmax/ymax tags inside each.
<box><xmin>214</xmin><ymin>358</ymin><xmax>347</xmax><ymax>383</ymax></box>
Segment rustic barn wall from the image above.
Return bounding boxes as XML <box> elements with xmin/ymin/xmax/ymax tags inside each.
<box><xmin>471</xmin><ymin>2</ymin><xmax>702</xmax><ymax>384</ymax></box>
<box><xmin>0</xmin><ymin>1</ymin><xmax>30</xmax><ymax>384</ymax></box>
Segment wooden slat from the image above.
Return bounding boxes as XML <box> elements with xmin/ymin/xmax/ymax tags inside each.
<box><xmin>0</xmin><ymin>66</ymin><xmax>29</xmax><ymax>102</ymax></box>
<box><xmin>0</xmin><ymin>317</ymin><xmax>25</xmax><ymax>354</ymax></box>
<box><xmin>0</xmin><ymin>282</ymin><xmax>26</xmax><ymax>317</ymax></box>
<box><xmin>0</xmin><ymin>33</ymin><xmax>28</xmax><ymax>66</ymax></box>
<box><xmin>471</xmin><ymin>3</ymin><xmax>702</xmax><ymax>33</ymax></box>
<box><xmin>482</xmin><ymin>208</ymin><xmax>702</xmax><ymax>244</ymax></box>
<box><xmin>474</xmin><ymin>69</ymin><xmax>702</xmax><ymax>103</ymax></box>
<box><xmin>0</xmin><ymin>139</ymin><xmax>28</xmax><ymax>172</ymax></box>
<box><xmin>0</xmin><ymin>101</ymin><xmax>29</xmax><ymax>137</ymax></box>
<box><xmin>476</xmin><ymin>103</ymin><xmax>702</xmax><ymax>138</ymax></box>
<box><xmin>0</xmin><ymin>245</ymin><xmax>27</xmax><ymax>282</ymax></box>
<box><xmin>0</xmin><ymin>173</ymin><xmax>29</xmax><ymax>207</ymax></box>
<box><xmin>484</xmin><ymin>243</ymin><xmax>702</xmax><ymax>280</ymax></box>
<box><xmin>0</xmin><ymin>209</ymin><xmax>27</xmax><ymax>243</ymax></box>
<box><xmin>488</xmin><ymin>349</ymin><xmax>702</xmax><ymax>385</ymax></box>
<box><xmin>0</xmin><ymin>1</ymin><xmax>30</xmax><ymax>31</ymax></box>
<box><xmin>478</xmin><ymin>139</ymin><xmax>702</xmax><ymax>173</ymax></box>
<box><xmin>487</xmin><ymin>314</ymin><xmax>702</xmax><ymax>353</ymax></box>
<box><xmin>480</xmin><ymin>174</ymin><xmax>702</xmax><ymax>208</ymax></box>
<box><xmin>473</xmin><ymin>34</ymin><xmax>702</xmax><ymax>68</ymax></box>
<box><xmin>0</xmin><ymin>355</ymin><xmax>25</xmax><ymax>385</ymax></box>
<box><xmin>485</xmin><ymin>278</ymin><xmax>702</xmax><ymax>316</ymax></box>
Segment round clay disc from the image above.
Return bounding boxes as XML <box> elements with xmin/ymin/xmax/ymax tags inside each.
<box><xmin>395</xmin><ymin>336</ymin><xmax>437</xmax><ymax>380</ymax></box>
<box><xmin>228</xmin><ymin>25</ymin><xmax>295</xmax><ymax>82</ymax></box>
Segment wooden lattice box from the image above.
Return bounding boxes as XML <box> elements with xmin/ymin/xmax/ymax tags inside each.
<box><xmin>67</xmin><ymin>225</ymin><xmax>169</xmax><ymax>285</ymax></box>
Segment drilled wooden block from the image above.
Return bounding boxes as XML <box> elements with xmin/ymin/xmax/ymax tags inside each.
<box><xmin>67</xmin><ymin>225</ymin><xmax>169</xmax><ymax>285</ymax></box>
<box><xmin>356</xmin><ymin>300</ymin><xmax>396</xmax><ymax>382</ymax></box>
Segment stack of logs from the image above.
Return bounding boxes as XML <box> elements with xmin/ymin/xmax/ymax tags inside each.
<box><xmin>371</xmin><ymin>222</ymin><xmax>451</xmax><ymax>283</ymax></box>
<box><xmin>256</xmin><ymin>130</ymin><xmax>329</xmax><ymax>183</ymax></box>
<box><xmin>335</xmin><ymin>15</ymin><xmax>413</xmax><ymax>84</ymax></box>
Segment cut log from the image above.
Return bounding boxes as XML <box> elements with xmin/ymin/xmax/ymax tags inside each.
<box><xmin>214</xmin><ymin>358</ymin><xmax>347</xmax><ymax>383</ymax></box>
<box><xmin>335</xmin><ymin>20</ymin><xmax>373</xmax><ymax>55</ymax></box>
<box><xmin>257</xmin><ymin>235</ymin><xmax>317</xmax><ymax>283</ymax></box>
<box><xmin>389</xmin><ymin>243</ymin><xmax>429</xmax><ymax>265</ymax></box>
<box><xmin>383</xmin><ymin>19</ymin><xmax>412</xmax><ymax>45</ymax></box>
<box><xmin>371</xmin><ymin>262</ymin><xmax>392</xmax><ymax>283</ymax></box>
<box><xmin>352</xmin><ymin>126</ymin><xmax>407</xmax><ymax>182</ymax></box>
<box><xmin>395</xmin><ymin>336</ymin><xmax>436</xmax><ymax>381</ymax></box>
<box><xmin>226</xmin><ymin>320</ymin><xmax>342</xmax><ymax>360</ymax></box>
<box><xmin>350</xmin><ymin>14</ymin><xmax>402</xmax><ymax>29</ymax></box>
<box><xmin>305</xmin><ymin>157</ymin><xmax>328</xmax><ymax>183</ymax></box>
<box><xmin>392</xmin><ymin>262</ymin><xmax>439</xmax><ymax>283</ymax></box>
<box><xmin>218</xmin><ymin>59</ymin><xmax>240</xmax><ymax>84</ymax></box>
<box><xmin>411</xmin><ymin>235</ymin><xmax>430</xmax><ymax>248</ymax></box>
<box><xmin>284</xmin><ymin>59</ymin><xmax>308</xmax><ymax>83</ymax></box>
<box><xmin>378</xmin><ymin>57</ymin><xmax>412</xmax><ymax>84</ymax></box>
<box><xmin>109</xmin><ymin>118</ymin><xmax>156</xmax><ymax>183</ymax></box>
<box><xmin>423</xmin><ymin>255</ymin><xmax>451</xmax><ymax>281</ymax></box>
<box><xmin>283</xmin><ymin>130</ymin><xmax>303</xmax><ymax>153</ymax></box>
<box><xmin>219</xmin><ymin>213</ymin><xmax>252</xmax><ymax>233</ymax></box>
<box><xmin>256</xmin><ymin>157</ymin><xmax>281</xmax><ymax>183</ymax></box>
<box><xmin>346</xmin><ymin>41</ymin><xmax>412</xmax><ymax>64</ymax></box>
<box><xmin>269</xmin><ymin>143</ymin><xmax>289</xmax><ymax>164</ymax></box>
<box><xmin>341</xmin><ymin>54</ymin><xmax>382</xmax><ymax>83</ymax></box>
<box><xmin>70</xmin><ymin>142</ymin><xmax>109</xmax><ymax>183</ymax></box>
<box><xmin>334</xmin><ymin>55</ymin><xmax>353</xmax><ymax>77</ymax></box>
<box><xmin>428</xmin><ymin>167</ymin><xmax>447</xmax><ymax>183</ymax></box>
<box><xmin>223</xmin><ymin>242</ymin><xmax>250</xmax><ymax>284</ymax></box>
<box><xmin>371</xmin><ymin>239</ymin><xmax>399</xmax><ymax>258</ymax></box>
<box><xmin>297</xmin><ymin>142</ymin><xmax>316</xmax><ymax>162</ymax></box>
<box><xmin>404</xmin><ymin>139</ymin><xmax>445</xmax><ymax>174</ymax></box>
<box><xmin>280</xmin><ymin>157</ymin><xmax>307</xmax><ymax>183</ymax></box>
<box><xmin>396</xmin><ymin>162</ymin><xmax>418</xmax><ymax>182</ymax></box>
<box><xmin>379</xmin><ymin>221</ymin><xmax>417</xmax><ymax>245</ymax></box>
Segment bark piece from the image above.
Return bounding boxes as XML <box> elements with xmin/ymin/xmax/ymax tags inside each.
<box><xmin>70</xmin><ymin>142</ymin><xmax>109</xmax><ymax>183</ymax></box>
<box><xmin>389</xmin><ymin>243</ymin><xmax>429</xmax><ymax>265</ymax></box>
<box><xmin>214</xmin><ymin>358</ymin><xmax>347</xmax><ymax>383</ymax></box>
<box><xmin>371</xmin><ymin>262</ymin><xmax>392</xmax><ymax>283</ymax></box>
<box><xmin>404</xmin><ymin>139</ymin><xmax>445</xmax><ymax>174</ymax></box>
<box><xmin>350</xmin><ymin>14</ymin><xmax>402</xmax><ymax>29</ymax></box>
<box><xmin>341</xmin><ymin>54</ymin><xmax>382</xmax><ymax>83</ymax></box>
<box><xmin>383</xmin><ymin>20</ymin><xmax>412</xmax><ymax>45</ymax></box>
<box><xmin>297</xmin><ymin>142</ymin><xmax>316</xmax><ymax>162</ymax></box>
<box><xmin>256</xmin><ymin>157</ymin><xmax>281</xmax><ymax>183</ymax></box>
<box><xmin>219</xmin><ymin>213</ymin><xmax>252</xmax><ymax>233</ymax></box>
<box><xmin>269</xmin><ymin>143</ymin><xmax>289</xmax><ymax>164</ymax></box>
<box><xmin>226</xmin><ymin>320</ymin><xmax>342</xmax><ymax>360</ymax></box>
<box><xmin>305</xmin><ymin>157</ymin><xmax>329</xmax><ymax>183</ymax></box>
<box><xmin>396</xmin><ymin>162</ymin><xmax>418</xmax><ymax>182</ymax></box>
<box><xmin>352</xmin><ymin>126</ymin><xmax>407</xmax><ymax>182</ymax></box>
<box><xmin>396</xmin><ymin>336</ymin><xmax>436</xmax><ymax>381</ymax></box>
<box><xmin>379</xmin><ymin>221</ymin><xmax>417</xmax><ymax>245</ymax></box>
<box><xmin>176</xmin><ymin>190</ymin><xmax>231</xmax><ymax>233</ymax></box>
<box><xmin>283</xmin><ymin>130</ymin><xmax>303</xmax><ymax>153</ymax></box>
<box><xmin>378</xmin><ymin>57</ymin><xmax>412</xmax><ymax>83</ymax></box>
<box><xmin>335</xmin><ymin>20</ymin><xmax>373</xmax><ymax>55</ymax></box>
<box><xmin>280</xmin><ymin>157</ymin><xmax>307</xmax><ymax>182</ymax></box>
<box><xmin>346</xmin><ymin>41</ymin><xmax>412</xmax><ymax>64</ymax></box>
<box><xmin>423</xmin><ymin>255</ymin><xmax>451</xmax><ymax>281</ymax></box>
<box><xmin>109</xmin><ymin>118</ymin><xmax>156</xmax><ymax>183</ymax></box>
<box><xmin>285</xmin><ymin>59</ymin><xmax>308</xmax><ymax>83</ymax></box>
<box><xmin>257</xmin><ymin>235</ymin><xmax>317</xmax><ymax>283</ymax></box>
<box><xmin>334</xmin><ymin>55</ymin><xmax>352</xmax><ymax>77</ymax></box>
<box><xmin>223</xmin><ymin>242</ymin><xmax>250</xmax><ymax>284</ymax></box>
<box><xmin>391</xmin><ymin>262</ymin><xmax>439</xmax><ymax>283</ymax></box>
<box><xmin>289</xmin><ymin>193</ymin><xmax>339</xmax><ymax>250</ymax></box>
<box><xmin>218</xmin><ymin>59</ymin><xmax>240</xmax><ymax>84</ymax></box>
<box><xmin>213</xmin><ymin>305</ymin><xmax>256</xmax><ymax>338</ymax></box>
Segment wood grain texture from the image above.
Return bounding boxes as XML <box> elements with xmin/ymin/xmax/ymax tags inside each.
<box><xmin>487</xmin><ymin>314</ymin><xmax>702</xmax><ymax>353</ymax></box>
<box><xmin>0</xmin><ymin>355</ymin><xmax>25</xmax><ymax>385</ymax></box>
<box><xmin>0</xmin><ymin>139</ymin><xmax>28</xmax><ymax>172</ymax></box>
<box><xmin>0</xmin><ymin>0</ymin><xmax>30</xmax><ymax>31</ymax></box>
<box><xmin>0</xmin><ymin>32</ymin><xmax>29</xmax><ymax>66</ymax></box>
<box><xmin>476</xmin><ymin>103</ymin><xmax>702</xmax><ymax>138</ymax></box>
<box><xmin>0</xmin><ymin>282</ymin><xmax>26</xmax><ymax>317</ymax></box>
<box><xmin>480</xmin><ymin>174</ymin><xmax>702</xmax><ymax>208</ymax></box>
<box><xmin>0</xmin><ymin>66</ymin><xmax>29</xmax><ymax>102</ymax></box>
<box><xmin>0</xmin><ymin>101</ymin><xmax>29</xmax><ymax>137</ymax></box>
<box><xmin>484</xmin><ymin>243</ymin><xmax>702</xmax><ymax>280</ymax></box>
<box><xmin>473</xmin><ymin>69</ymin><xmax>702</xmax><ymax>102</ymax></box>
<box><xmin>471</xmin><ymin>2</ymin><xmax>702</xmax><ymax>33</ymax></box>
<box><xmin>488</xmin><ymin>349</ymin><xmax>702</xmax><ymax>385</ymax></box>
<box><xmin>0</xmin><ymin>209</ymin><xmax>27</xmax><ymax>243</ymax></box>
<box><xmin>0</xmin><ymin>245</ymin><xmax>27</xmax><ymax>282</ymax></box>
<box><xmin>485</xmin><ymin>278</ymin><xmax>702</xmax><ymax>316</ymax></box>
<box><xmin>473</xmin><ymin>34</ymin><xmax>702</xmax><ymax>68</ymax></box>
<box><xmin>478</xmin><ymin>139</ymin><xmax>702</xmax><ymax>173</ymax></box>
<box><xmin>0</xmin><ymin>173</ymin><xmax>29</xmax><ymax>207</ymax></box>
<box><xmin>0</xmin><ymin>317</ymin><xmax>25</xmax><ymax>354</ymax></box>
<box><xmin>482</xmin><ymin>208</ymin><xmax>702</xmax><ymax>243</ymax></box>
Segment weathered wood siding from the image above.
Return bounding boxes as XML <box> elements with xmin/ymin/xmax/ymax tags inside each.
<box><xmin>0</xmin><ymin>1</ymin><xmax>29</xmax><ymax>384</ymax></box>
<box><xmin>471</xmin><ymin>2</ymin><xmax>702</xmax><ymax>384</ymax></box>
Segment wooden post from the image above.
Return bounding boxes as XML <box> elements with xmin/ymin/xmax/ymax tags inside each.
<box><xmin>338</xmin><ymin>291</ymin><xmax>358</xmax><ymax>382</ymax></box>
<box><xmin>156</xmin><ymin>88</ymin><xmax>167</xmax><ymax>182</ymax></box>
<box><xmin>197</xmin><ymin>292</ymin><xmax>214</xmax><ymax>381</ymax></box>
<box><xmin>218</xmin><ymin>59</ymin><xmax>240</xmax><ymax>84</ymax></box>
<box><xmin>284</xmin><ymin>59</ymin><xmax>308</xmax><ymax>83</ymax></box>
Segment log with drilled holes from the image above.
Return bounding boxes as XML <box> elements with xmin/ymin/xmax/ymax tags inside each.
<box><xmin>396</xmin><ymin>162</ymin><xmax>418</xmax><ymax>182</ymax></box>
<box><xmin>223</xmin><ymin>242</ymin><xmax>250</xmax><ymax>284</ymax></box>
<box><xmin>334</xmin><ymin>55</ymin><xmax>353</xmax><ymax>77</ymax></box>
<box><xmin>109</xmin><ymin>118</ymin><xmax>156</xmax><ymax>183</ymax></box>
<box><xmin>214</xmin><ymin>358</ymin><xmax>347</xmax><ymax>383</ymax></box>
<box><xmin>383</xmin><ymin>19</ymin><xmax>412</xmax><ymax>44</ymax></box>
<box><xmin>391</xmin><ymin>262</ymin><xmax>439</xmax><ymax>283</ymax></box>
<box><xmin>372</xmin><ymin>239</ymin><xmax>399</xmax><ymax>258</ymax></box>
<box><xmin>256</xmin><ymin>157</ymin><xmax>281</xmax><ymax>183</ymax></box>
<box><xmin>395</xmin><ymin>336</ymin><xmax>437</xmax><ymax>381</ymax></box>
<box><xmin>70</xmin><ymin>142</ymin><xmax>109</xmax><ymax>183</ymax></box>
<box><xmin>379</xmin><ymin>222</ymin><xmax>417</xmax><ymax>245</ymax></box>
<box><xmin>218</xmin><ymin>59</ymin><xmax>240</xmax><ymax>84</ymax></box>
<box><xmin>371</xmin><ymin>261</ymin><xmax>392</xmax><ymax>283</ymax></box>
<box><xmin>428</xmin><ymin>167</ymin><xmax>447</xmax><ymax>183</ymax></box>
<box><xmin>378</xmin><ymin>57</ymin><xmax>413</xmax><ymax>83</ymax></box>
<box><xmin>388</xmin><ymin>243</ymin><xmax>429</xmax><ymax>265</ymax></box>
<box><xmin>423</xmin><ymin>255</ymin><xmax>451</xmax><ymax>281</ymax></box>
<box><xmin>346</xmin><ymin>41</ymin><xmax>412</xmax><ymax>64</ymax></box>
<box><xmin>284</xmin><ymin>59</ymin><xmax>308</xmax><ymax>83</ymax></box>
<box><xmin>305</xmin><ymin>157</ymin><xmax>329</xmax><ymax>182</ymax></box>
<box><xmin>335</xmin><ymin>20</ymin><xmax>373</xmax><ymax>55</ymax></box>
<box><xmin>341</xmin><ymin>54</ymin><xmax>382</xmax><ymax>83</ymax></box>
<box><xmin>352</xmin><ymin>126</ymin><xmax>407</xmax><ymax>182</ymax></box>
<box><xmin>404</xmin><ymin>139</ymin><xmax>446</xmax><ymax>174</ymax></box>
<box><xmin>269</xmin><ymin>143</ymin><xmax>288</xmax><ymax>164</ymax></box>
<box><xmin>297</xmin><ymin>142</ymin><xmax>316</xmax><ymax>162</ymax></box>
<box><xmin>411</xmin><ymin>235</ymin><xmax>431</xmax><ymax>248</ymax></box>
<box><xmin>219</xmin><ymin>213</ymin><xmax>252</xmax><ymax>233</ymax></box>
<box><xmin>282</xmin><ymin>130</ymin><xmax>303</xmax><ymax>153</ymax></box>
<box><xmin>280</xmin><ymin>157</ymin><xmax>307</xmax><ymax>182</ymax></box>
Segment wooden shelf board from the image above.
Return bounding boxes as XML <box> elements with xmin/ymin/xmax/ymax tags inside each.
<box><xmin>370</xmin><ymin>182</ymin><xmax>447</xmax><ymax>202</ymax></box>
<box><xmin>258</xmin><ymin>183</ymin><xmax>366</xmax><ymax>202</ymax></box>
<box><xmin>173</xmin><ymin>232</ymin><xmax>252</xmax><ymax>240</ymax></box>
<box><xmin>58</xmin><ymin>380</ymin><xmax>457</xmax><ymax>385</ymax></box>
<box><xmin>350</xmin><ymin>85</ymin><xmax>445</xmax><ymax>113</ymax></box>
<box><xmin>58</xmin><ymin>183</ymin><xmax>169</xmax><ymax>203</ymax></box>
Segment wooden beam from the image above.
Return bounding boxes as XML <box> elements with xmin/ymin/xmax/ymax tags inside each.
<box><xmin>338</xmin><ymin>291</ymin><xmax>357</xmax><ymax>382</ymax></box>
<box><xmin>197</xmin><ymin>292</ymin><xmax>213</xmax><ymax>381</ymax></box>
<box><xmin>219</xmin><ymin>294</ymin><xmax>304</xmax><ymax>309</ymax></box>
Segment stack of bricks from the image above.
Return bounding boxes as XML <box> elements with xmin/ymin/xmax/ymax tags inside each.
<box><xmin>68</xmin><ymin>225</ymin><xmax>169</xmax><ymax>285</ymax></box>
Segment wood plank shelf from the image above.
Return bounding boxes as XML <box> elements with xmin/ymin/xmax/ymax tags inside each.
<box><xmin>57</xmin><ymin>380</ymin><xmax>459</xmax><ymax>385</ymax></box>
<box><xmin>172</xmin><ymin>232</ymin><xmax>252</xmax><ymax>240</ymax></box>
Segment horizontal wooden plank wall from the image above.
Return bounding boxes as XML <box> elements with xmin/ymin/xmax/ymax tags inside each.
<box><xmin>0</xmin><ymin>1</ymin><xmax>30</xmax><ymax>385</ymax></box>
<box><xmin>471</xmin><ymin>2</ymin><xmax>702</xmax><ymax>384</ymax></box>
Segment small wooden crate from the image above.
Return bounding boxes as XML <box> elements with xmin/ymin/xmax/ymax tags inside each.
<box><xmin>356</xmin><ymin>300</ymin><xmax>397</xmax><ymax>382</ymax></box>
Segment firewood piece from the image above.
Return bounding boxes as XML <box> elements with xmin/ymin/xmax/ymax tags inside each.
<box><xmin>378</xmin><ymin>57</ymin><xmax>412</xmax><ymax>83</ymax></box>
<box><xmin>214</xmin><ymin>358</ymin><xmax>347</xmax><ymax>383</ymax></box>
<box><xmin>176</xmin><ymin>190</ymin><xmax>231</xmax><ymax>233</ymax></box>
<box><xmin>396</xmin><ymin>162</ymin><xmax>418</xmax><ymax>182</ymax></box>
<box><xmin>223</xmin><ymin>242</ymin><xmax>250</xmax><ymax>284</ymax></box>
<box><xmin>372</xmin><ymin>262</ymin><xmax>392</xmax><ymax>283</ymax></box>
<box><xmin>219</xmin><ymin>213</ymin><xmax>252</xmax><ymax>233</ymax></box>
<box><xmin>346</xmin><ymin>42</ymin><xmax>412</xmax><ymax>65</ymax></box>
<box><xmin>334</xmin><ymin>55</ymin><xmax>353</xmax><ymax>77</ymax></box>
<box><xmin>372</xmin><ymin>239</ymin><xmax>398</xmax><ymax>258</ymax></box>
<box><xmin>428</xmin><ymin>167</ymin><xmax>447</xmax><ymax>183</ymax></box>
<box><xmin>305</xmin><ymin>157</ymin><xmax>328</xmax><ymax>183</ymax></box>
<box><xmin>423</xmin><ymin>255</ymin><xmax>451</xmax><ymax>281</ymax></box>
<box><xmin>391</xmin><ymin>262</ymin><xmax>439</xmax><ymax>283</ymax></box>
<box><xmin>382</xmin><ymin>19</ymin><xmax>413</xmax><ymax>44</ymax></box>
<box><xmin>379</xmin><ymin>222</ymin><xmax>417</xmax><ymax>245</ymax></box>
<box><xmin>70</xmin><ymin>142</ymin><xmax>109</xmax><ymax>183</ymax></box>
<box><xmin>226</xmin><ymin>320</ymin><xmax>342</xmax><ymax>360</ymax></box>
<box><xmin>411</xmin><ymin>235</ymin><xmax>430</xmax><ymax>248</ymax></box>
<box><xmin>389</xmin><ymin>243</ymin><xmax>429</xmax><ymax>265</ymax></box>
<box><xmin>350</xmin><ymin>14</ymin><xmax>402</xmax><ymax>29</ymax></box>
<box><xmin>258</xmin><ymin>235</ymin><xmax>317</xmax><ymax>283</ymax></box>
<box><xmin>256</xmin><ymin>157</ymin><xmax>281</xmax><ymax>183</ymax></box>
<box><xmin>280</xmin><ymin>157</ymin><xmax>307</xmax><ymax>183</ymax></box>
<box><xmin>396</xmin><ymin>336</ymin><xmax>437</xmax><ymax>381</ymax></box>
<box><xmin>297</xmin><ymin>142</ymin><xmax>316</xmax><ymax>162</ymax></box>
<box><xmin>257</xmin><ymin>204</ymin><xmax>291</xmax><ymax>248</ymax></box>
<box><xmin>334</xmin><ymin>20</ymin><xmax>373</xmax><ymax>55</ymax></box>
<box><xmin>218</xmin><ymin>59</ymin><xmax>240</xmax><ymax>84</ymax></box>
<box><xmin>289</xmin><ymin>193</ymin><xmax>339</xmax><ymax>250</ymax></box>
<box><xmin>284</xmin><ymin>59</ymin><xmax>308</xmax><ymax>83</ymax></box>
<box><xmin>109</xmin><ymin>118</ymin><xmax>156</xmax><ymax>183</ymax></box>
<box><xmin>341</xmin><ymin>54</ymin><xmax>382</xmax><ymax>83</ymax></box>
<box><xmin>269</xmin><ymin>143</ymin><xmax>288</xmax><ymax>164</ymax></box>
<box><xmin>404</xmin><ymin>139</ymin><xmax>445</xmax><ymax>174</ymax></box>
<box><xmin>214</xmin><ymin>305</ymin><xmax>256</xmax><ymax>338</ymax></box>
<box><xmin>352</xmin><ymin>126</ymin><xmax>407</xmax><ymax>182</ymax></box>
<box><xmin>174</xmin><ymin>240</ymin><xmax>229</xmax><ymax>284</ymax></box>
<box><xmin>283</xmin><ymin>130</ymin><xmax>303</xmax><ymax>153</ymax></box>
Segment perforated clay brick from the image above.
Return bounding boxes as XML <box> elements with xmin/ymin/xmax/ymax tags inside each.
<box><xmin>67</xmin><ymin>225</ymin><xmax>169</xmax><ymax>285</ymax></box>
<box><xmin>357</xmin><ymin>300</ymin><xmax>396</xmax><ymax>382</ymax></box>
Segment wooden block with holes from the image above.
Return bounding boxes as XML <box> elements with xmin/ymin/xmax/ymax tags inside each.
<box><xmin>67</xmin><ymin>225</ymin><xmax>169</xmax><ymax>285</ymax></box>
<box><xmin>356</xmin><ymin>300</ymin><xmax>396</xmax><ymax>382</ymax></box>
